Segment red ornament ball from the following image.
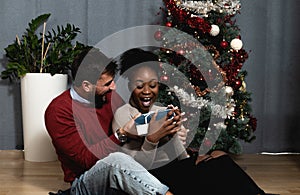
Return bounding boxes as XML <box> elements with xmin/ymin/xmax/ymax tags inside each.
<box><xmin>166</xmin><ymin>22</ymin><xmax>172</xmax><ymax>27</ymax></box>
<box><xmin>177</xmin><ymin>49</ymin><xmax>185</xmax><ymax>55</ymax></box>
<box><xmin>154</xmin><ymin>30</ymin><xmax>163</xmax><ymax>41</ymax></box>
<box><xmin>220</xmin><ymin>40</ymin><xmax>228</xmax><ymax>49</ymax></box>
<box><xmin>204</xmin><ymin>139</ymin><xmax>212</xmax><ymax>147</ymax></box>
<box><xmin>160</xmin><ymin>75</ymin><xmax>169</xmax><ymax>82</ymax></box>
<box><xmin>234</xmin><ymin>79</ymin><xmax>242</xmax><ymax>89</ymax></box>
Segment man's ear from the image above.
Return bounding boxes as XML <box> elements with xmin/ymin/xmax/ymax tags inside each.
<box><xmin>82</xmin><ymin>80</ymin><xmax>93</xmax><ymax>92</ymax></box>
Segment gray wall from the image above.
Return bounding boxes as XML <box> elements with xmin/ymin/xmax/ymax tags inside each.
<box><xmin>1</xmin><ymin>0</ymin><xmax>299</xmax><ymax>153</ymax></box>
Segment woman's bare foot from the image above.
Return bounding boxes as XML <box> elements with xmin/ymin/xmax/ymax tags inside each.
<box><xmin>195</xmin><ymin>154</ymin><xmax>212</xmax><ymax>165</ymax></box>
<box><xmin>195</xmin><ymin>150</ymin><xmax>227</xmax><ymax>165</ymax></box>
<box><xmin>210</xmin><ymin>150</ymin><xmax>227</xmax><ymax>158</ymax></box>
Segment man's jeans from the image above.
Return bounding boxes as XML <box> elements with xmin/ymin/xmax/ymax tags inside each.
<box><xmin>70</xmin><ymin>152</ymin><xmax>169</xmax><ymax>195</ymax></box>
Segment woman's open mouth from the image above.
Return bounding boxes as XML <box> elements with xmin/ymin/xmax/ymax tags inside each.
<box><xmin>140</xmin><ymin>97</ymin><xmax>152</xmax><ymax>107</ymax></box>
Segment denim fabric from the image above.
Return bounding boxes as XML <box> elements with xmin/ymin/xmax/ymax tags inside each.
<box><xmin>70</xmin><ymin>152</ymin><xmax>169</xmax><ymax>195</ymax></box>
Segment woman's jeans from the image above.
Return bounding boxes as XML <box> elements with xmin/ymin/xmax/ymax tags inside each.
<box><xmin>70</xmin><ymin>152</ymin><xmax>169</xmax><ymax>195</ymax></box>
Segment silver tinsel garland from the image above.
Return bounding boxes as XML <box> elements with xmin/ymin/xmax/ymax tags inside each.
<box><xmin>168</xmin><ymin>85</ymin><xmax>235</xmax><ymax>119</ymax></box>
<box><xmin>179</xmin><ymin>0</ymin><xmax>241</xmax><ymax>17</ymax></box>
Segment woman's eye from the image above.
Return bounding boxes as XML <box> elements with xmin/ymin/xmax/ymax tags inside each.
<box><xmin>149</xmin><ymin>81</ymin><xmax>158</xmax><ymax>88</ymax></box>
<box><xmin>134</xmin><ymin>81</ymin><xmax>157</xmax><ymax>89</ymax></box>
<box><xmin>150</xmin><ymin>84</ymin><xmax>156</xmax><ymax>88</ymax></box>
<box><xmin>135</xmin><ymin>82</ymin><xmax>144</xmax><ymax>89</ymax></box>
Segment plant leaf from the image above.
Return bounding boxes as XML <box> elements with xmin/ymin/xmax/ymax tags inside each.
<box><xmin>28</xmin><ymin>13</ymin><xmax>51</xmax><ymax>32</ymax></box>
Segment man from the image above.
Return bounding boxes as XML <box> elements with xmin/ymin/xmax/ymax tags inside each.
<box><xmin>44</xmin><ymin>48</ymin><xmax>174</xmax><ymax>195</ymax></box>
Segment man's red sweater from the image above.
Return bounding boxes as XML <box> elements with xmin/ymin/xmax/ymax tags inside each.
<box><xmin>45</xmin><ymin>89</ymin><xmax>122</xmax><ymax>183</ymax></box>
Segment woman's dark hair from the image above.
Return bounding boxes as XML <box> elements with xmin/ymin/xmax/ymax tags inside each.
<box><xmin>119</xmin><ymin>48</ymin><xmax>160</xmax><ymax>79</ymax></box>
<box><xmin>72</xmin><ymin>47</ymin><xmax>118</xmax><ymax>86</ymax></box>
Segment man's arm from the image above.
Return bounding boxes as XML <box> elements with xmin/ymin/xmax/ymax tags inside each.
<box><xmin>45</xmin><ymin>102</ymin><xmax>118</xmax><ymax>170</ymax></box>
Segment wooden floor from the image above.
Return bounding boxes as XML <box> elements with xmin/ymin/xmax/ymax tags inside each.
<box><xmin>0</xmin><ymin>150</ymin><xmax>299</xmax><ymax>195</ymax></box>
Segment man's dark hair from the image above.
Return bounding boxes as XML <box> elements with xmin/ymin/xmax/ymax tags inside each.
<box><xmin>73</xmin><ymin>47</ymin><xmax>118</xmax><ymax>86</ymax></box>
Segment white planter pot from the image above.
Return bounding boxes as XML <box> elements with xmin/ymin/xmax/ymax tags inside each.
<box><xmin>21</xmin><ymin>73</ymin><xmax>68</xmax><ymax>162</ymax></box>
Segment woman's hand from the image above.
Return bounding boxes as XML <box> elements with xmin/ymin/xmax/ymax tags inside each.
<box><xmin>146</xmin><ymin>107</ymin><xmax>183</xmax><ymax>143</ymax></box>
<box><xmin>119</xmin><ymin>113</ymin><xmax>141</xmax><ymax>138</ymax></box>
<box><xmin>177</xmin><ymin>124</ymin><xmax>188</xmax><ymax>146</ymax></box>
<box><xmin>175</xmin><ymin>110</ymin><xmax>188</xmax><ymax>145</ymax></box>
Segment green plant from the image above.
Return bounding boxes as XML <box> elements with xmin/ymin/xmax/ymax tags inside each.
<box><xmin>1</xmin><ymin>13</ymin><xmax>88</xmax><ymax>81</ymax></box>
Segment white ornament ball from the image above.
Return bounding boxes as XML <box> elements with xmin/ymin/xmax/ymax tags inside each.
<box><xmin>210</xmin><ymin>24</ymin><xmax>220</xmax><ymax>36</ymax></box>
<box><xmin>225</xmin><ymin>86</ymin><xmax>234</xmax><ymax>96</ymax></box>
<box><xmin>230</xmin><ymin>38</ymin><xmax>243</xmax><ymax>51</ymax></box>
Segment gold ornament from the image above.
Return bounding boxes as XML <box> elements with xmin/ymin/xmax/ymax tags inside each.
<box><xmin>239</xmin><ymin>81</ymin><xmax>246</xmax><ymax>92</ymax></box>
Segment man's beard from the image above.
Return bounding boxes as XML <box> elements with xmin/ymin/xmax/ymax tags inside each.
<box><xmin>94</xmin><ymin>90</ymin><xmax>112</xmax><ymax>108</ymax></box>
<box><xmin>93</xmin><ymin>93</ymin><xmax>106</xmax><ymax>108</ymax></box>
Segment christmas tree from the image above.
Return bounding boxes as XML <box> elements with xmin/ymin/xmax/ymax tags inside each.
<box><xmin>154</xmin><ymin>0</ymin><xmax>257</xmax><ymax>154</ymax></box>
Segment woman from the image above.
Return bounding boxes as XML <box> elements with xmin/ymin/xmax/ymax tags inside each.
<box><xmin>112</xmin><ymin>48</ymin><xmax>267</xmax><ymax>195</ymax></box>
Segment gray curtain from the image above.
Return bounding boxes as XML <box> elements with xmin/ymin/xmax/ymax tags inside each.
<box><xmin>237</xmin><ymin>0</ymin><xmax>300</xmax><ymax>153</ymax></box>
<box><xmin>0</xmin><ymin>0</ymin><xmax>299</xmax><ymax>153</ymax></box>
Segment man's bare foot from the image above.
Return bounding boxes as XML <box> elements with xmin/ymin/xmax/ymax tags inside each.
<box><xmin>166</xmin><ymin>190</ymin><xmax>173</xmax><ymax>195</ymax></box>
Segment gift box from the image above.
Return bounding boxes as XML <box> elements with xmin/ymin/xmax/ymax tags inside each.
<box><xmin>134</xmin><ymin>109</ymin><xmax>174</xmax><ymax>135</ymax></box>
